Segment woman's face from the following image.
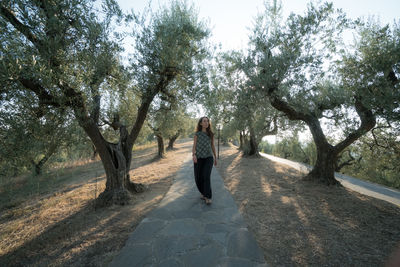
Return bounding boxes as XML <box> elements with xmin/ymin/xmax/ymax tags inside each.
<box><xmin>201</xmin><ymin>117</ymin><xmax>209</xmax><ymax>129</ymax></box>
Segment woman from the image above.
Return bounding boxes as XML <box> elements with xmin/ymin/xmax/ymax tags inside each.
<box><xmin>192</xmin><ymin>116</ymin><xmax>217</xmax><ymax>205</ymax></box>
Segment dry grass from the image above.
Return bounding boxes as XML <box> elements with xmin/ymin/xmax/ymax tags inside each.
<box><xmin>3</xmin><ymin>140</ymin><xmax>399</xmax><ymax>266</ymax></box>
<box><xmin>0</xmin><ymin>139</ymin><xmax>192</xmax><ymax>266</ymax></box>
<box><xmin>216</xmin><ymin>145</ymin><xmax>400</xmax><ymax>267</ymax></box>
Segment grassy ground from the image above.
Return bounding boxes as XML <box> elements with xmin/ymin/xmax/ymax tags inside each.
<box><xmin>0</xmin><ymin>139</ymin><xmax>192</xmax><ymax>266</ymax></box>
<box><xmin>216</xmin><ymin>144</ymin><xmax>400</xmax><ymax>267</ymax></box>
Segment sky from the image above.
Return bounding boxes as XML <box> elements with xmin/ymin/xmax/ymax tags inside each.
<box><xmin>118</xmin><ymin>0</ymin><xmax>400</xmax><ymax>51</ymax></box>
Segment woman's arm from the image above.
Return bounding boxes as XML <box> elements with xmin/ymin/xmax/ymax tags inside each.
<box><xmin>211</xmin><ymin>135</ymin><xmax>217</xmax><ymax>166</ymax></box>
<box><xmin>192</xmin><ymin>135</ymin><xmax>197</xmax><ymax>163</ymax></box>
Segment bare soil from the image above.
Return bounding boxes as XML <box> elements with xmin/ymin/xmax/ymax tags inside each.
<box><xmin>0</xmin><ymin>139</ymin><xmax>192</xmax><ymax>266</ymax></box>
<box><xmin>216</xmin><ymin>145</ymin><xmax>400</xmax><ymax>267</ymax></box>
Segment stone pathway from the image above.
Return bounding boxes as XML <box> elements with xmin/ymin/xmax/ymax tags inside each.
<box><xmin>109</xmin><ymin>155</ymin><xmax>267</xmax><ymax>267</ymax></box>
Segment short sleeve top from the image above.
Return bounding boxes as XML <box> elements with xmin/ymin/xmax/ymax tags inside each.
<box><xmin>195</xmin><ymin>131</ymin><xmax>213</xmax><ymax>159</ymax></box>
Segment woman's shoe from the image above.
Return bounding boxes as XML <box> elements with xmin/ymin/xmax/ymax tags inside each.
<box><xmin>200</xmin><ymin>195</ymin><xmax>206</xmax><ymax>200</ymax></box>
<box><xmin>205</xmin><ymin>198</ymin><xmax>212</xmax><ymax>205</ymax></box>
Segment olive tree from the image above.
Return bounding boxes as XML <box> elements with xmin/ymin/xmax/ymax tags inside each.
<box><xmin>203</xmin><ymin>51</ymin><xmax>283</xmax><ymax>156</ymax></box>
<box><xmin>245</xmin><ymin>1</ymin><xmax>399</xmax><ymax>185</ymax></box>
<box><xmin>0</xmin><ymin>99</ymin><xmax>76</xmax><ymax>176</ymax></box>
<box><xmin>0</xmin><ymin>0</ymin><xmax>209</xmax><ymax>205</ymax></box>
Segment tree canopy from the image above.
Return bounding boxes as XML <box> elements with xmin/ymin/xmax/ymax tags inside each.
<box><xmin>240</xmin><ymin>1</ymin><xmax>399</xmax><ymax>184</ymax></box>
<box><xmin>0</xmin><ymin>0</ymin><xmax>210</xmax><ymax>205</ymax></box>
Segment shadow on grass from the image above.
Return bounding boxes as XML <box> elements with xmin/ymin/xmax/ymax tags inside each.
<box><xmin>0</xmin><ymin>139</ymin><xmax>193</xmax><ymax>266</ymax></box>
<box><xmin>0</xmin><ymin>198</ymin><xmax>146</xmax><ymax>266</ymax></box>
<box><xmin>0</xmin><ymin>143</ymin><xmax>167</xmax><ymax>212</ymax></box>
<box><xmin>217</xmin><ymin>146</ymin><xmax>400</xmax><ymax>266</ymax></box>
<box><xmin>0</xmin><ymin>160</ymin><xmax>104</xmax><ymax>211</ymax></box>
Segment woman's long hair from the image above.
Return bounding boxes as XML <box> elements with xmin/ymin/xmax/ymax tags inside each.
<box><xmin>196</xmin><ymin>116</ymin><xmax>214</xmax><ymax>138</ymax></box>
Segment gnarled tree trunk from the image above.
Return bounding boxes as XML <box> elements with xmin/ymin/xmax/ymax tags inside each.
<box><xmin>304</xmin><ymin>143</ymin><xmax>339</xmax><ymax>185</ymax></box>
<box><xmin>31</xmin><ymin>141</ymin><xmax>59</xmax><ymax>176</ymax></box>
<box><xmin>239</xmin><ymin>130</ymin><xmax>244</xmax><ymax>150</ymax></box>
<box><xmin>302</xmin><ymin>117</ymin><xmax>340</xmax><ymax>185</ymax></box>
<box><xmin>97</xmin><ymin>141</ymin><xmax>130</xmax><ymax>205</ymax></box>
<box><xmin>77</xmin><ymin>93</ymin><xmax>156</xmax><ymax>206</ymax></box>
<box><xmin>268</xmin><ymin>93</ymin><xmax>375</xmax><ymax>185</ymax></box>
<box><xmin>91</xmin><ymin>144</ymin><xmax>98</xmax><ymax>160</ymax></box>
<box><xmin>32</xmin><ymin>158</ymin><xmax>47</xmax><ymax>176</ymax></box>
<box><xmin>78</xmin><ymin>121</ymin><xmax>129</xmax><ymax>206</ymax></box>
<box><xmin>244</xmin><ymin>126</ymin><xmax>260</xmax><ymax>157</ymax></box>
<box><xmin>167</xmin><ymin>131</ymin><xmax>180</xmax><ymax>150</ymax></box>
<box><xmin>156</xmin><ymin>133</ymin><xmax>165</xmax><ymax>158</ymax></box>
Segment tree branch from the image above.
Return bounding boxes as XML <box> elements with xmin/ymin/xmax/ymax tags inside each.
<box><xmin>89</xmin><ymin>59</ymin><xmax>113</xmax><ymax>123</ymax></box>
<box><xmin>334</xmin><ymin>97</ymin><xmax>376</xmax><ymax>153</ymax></box>
<box><xmin>335</xmin><ymin>150</ymin><xmax>358</xmax><ymax>172</ymax></box>
<box><xmin>262</xmin><ymin>116</ymin><xmax>278</xmax><ymax>135</ymax></box>
<box><xmin>0</xmin><ymin>5</ymin><xmax>43</xmax><ymax>49</ymax></box>
<box><xmin>128</xmin><ymin>70</ymin><xmax>176</xmax><ymax>146</ymax></box>
<box><xmin>18</xmin><ymin>77</ymin><xmax>61</xmax><ymax>107</ymax></box>
<box><xmin>370</xmin><ymin>128</ymin><xmax>391</xmax><ymax>149</ymax></box>
<box><xmin>102</xmin><ymin>114</ymin><xmax>124</xmax><ymax>131</ymax></box>
<box><xmin>268</xmin><ymin>91</ymin><xmax>309</xmax><ymax>121</ymax></box>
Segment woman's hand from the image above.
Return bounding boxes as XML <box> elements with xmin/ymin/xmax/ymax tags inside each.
<box><xmin>214</xmin><ymin>158</ymin><xmax>217</xmax><ymax>166</ymax></box>
<box><xmin>192</xmin><ymin>155</ymin><xmax>197</xmax><ymax>163</ymax></box>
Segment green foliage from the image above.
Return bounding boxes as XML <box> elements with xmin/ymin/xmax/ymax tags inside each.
<box><xmin>129</xmin><ymin>0</ymin><xmax>210</xmax><ymax>95</ymax></box>
<box><xmin>201</xmin><ymin>50</ymin><xmax>289</xmax><ymax>153</ymax></box>
<box><xmin>339</xmin><ymin>20</ymin><xmax>400</xmax><ymax>123</ymax></box>
<box><xmin>0</xmin><ymin>106</ymin><xmax>92</xmax><ymax>176</ymax></box>
<box><xmin>239</xmin><ymin>0</ymin><xmax>399</xmax><ymax>183</ymax></box>
<box><xmin>0</xmin><ymin>92</ymin><xmax>78</xmax><ymax>176</ymax></box>
<box><xmin>0</xmin><ymin>0</ymin><xmax>210</xmax><ymax>180</ymax></box>
<box><xmin>148</xmin><ymin>99</ymin><xmax>189</xmax><ymax>139</ymax></box>
<box><xmin>259</xmin><ymin>140</ymin><xmax>274</xmax><ymax>154</ymax></box>
<box><xmin>0</xmin><ymin>0</ymin><xmax>124</xmax><ymax>176</ymax></box>
<box><xmin>246</xmin><ymin>1</ymin><xmax>351</xmax><ymax>118</ymax></box>
<box><xmin>267</xmin><ymin>132</ymin><xmax>314</xmax><ymax>164</ymax></box>
<box><xmin>341</xmin><ymin>127</ymin><xmax>400</xmax><ymax>189</ymax></box>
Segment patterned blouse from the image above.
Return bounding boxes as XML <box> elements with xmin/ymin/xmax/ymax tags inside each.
<box><xmin>195</xmin><ymin>131</ymin><xmax>213</xmax><ymax>159</ymax></box>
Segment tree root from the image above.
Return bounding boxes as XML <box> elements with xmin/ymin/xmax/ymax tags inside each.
<box><xmin>95</xmin><ymin>188</ymin><xmax>130</xmax><ymax>207</ymax></box>
<box><xmin>242</xmin><ymin>152</ymin><xmax>261</xmax><ymax>158</ymax></box>
<box><xmin>125</xmin><ymin>181</ymin><xmax>148</xmax><ymax>193</ymax></box>
<box><xmin>302</xmin><ymin>173</ymin><xmax>342</xmax><ymax>186</ymax></box>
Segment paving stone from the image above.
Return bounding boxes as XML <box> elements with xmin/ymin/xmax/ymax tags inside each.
<box><xmin>157</xmin><ymin>258</ymin><xmax>184</xmax><ymax>267</ymax></box>
<box><xmin>227</xmin><ymin>229</ymin><xmax>265</xmax><ymax>263</ymax></box>
<box><xmin>205</xmin><ymin>223</ymin><xmax>233</xmax><ymax>233</ymax></box>
<box><xmin>206</xmin><ymin>232</ymin><xmax>228</xmax><ymax>246</ymax></box>
<box><xmin>169</xmin><ymin>208</ymin><xmax>203</xmax><ymax>219</ymax></box>
<box><xmin>109</xmin><ymin>156</ymin><xmax>267</xmax><ymax>266</ymax></box>
<box><xmin>109</xmin><ymin>244</ymin><xmax>153</xmax><ymax>267</ymax></box>
<box><xmin>126</xmin><ymin>220</ymin><xmax>166</xmax><ymax>245</ymax></box>
<box><xmin>210</xmin><ymin>194</ymin><xmax>237</xmax><ymax>208</ymax></box>
<box><xmin>163</xmin><ymin>198</ymin><xmax>203</xmax><ymax>212</ymax></box>
<box><xmin>159</xmin><ymin>218</ymin><xmax>203</xmax><ymax>236</ymax></box>
<box><xmin>202</xmin><ymin>208</ymin><xmax>245</xmax><ymax>225</ymax></box>
<box><xmin>218</xmin><ymin>257</ymin><xmax>262</xmax><ymax>267</ymax></box>
<box><xmin>181</xmin><ymin>243</ymin><xmax>225</xmax><ymax>267</ymax></box>
<box><xmin>147</xmin><ymin>208</ymin><xmax>175</xmax><ymax>220</ymax></box>
<box><xmin>153</xmin><ymin>235</ymin><xmax>213</xmax><ymax>261</ymax></box>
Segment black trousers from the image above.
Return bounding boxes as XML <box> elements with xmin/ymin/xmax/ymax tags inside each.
<box><xmin>194</xmin><ymin>157</ymin><xmax>213</xmax><ymax>199</ymax></box>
